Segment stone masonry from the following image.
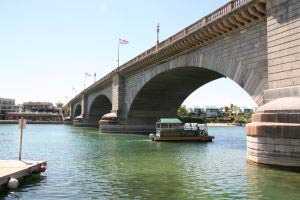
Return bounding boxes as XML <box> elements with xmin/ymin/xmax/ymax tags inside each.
<box><xmin>264</xmin><ymin>0</ymin><xmax>300</xmax><ymax>102</ymax></box>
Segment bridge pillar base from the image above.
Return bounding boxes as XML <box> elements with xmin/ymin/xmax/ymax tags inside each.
<box><xmin>73</xmin><ymin>120</ymin><xmax>98</xmax><ymax>127</ymax></box>
<box><xmin>246</xmin><ymin>97</ymin><xmax>300</xmax><ymax>168</ymax></box>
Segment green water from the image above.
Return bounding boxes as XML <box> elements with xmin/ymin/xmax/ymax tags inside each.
<box><xmin>0</xmin><ymin>124</ymin><xmax>299</xmax><ymax>199</ymax></box>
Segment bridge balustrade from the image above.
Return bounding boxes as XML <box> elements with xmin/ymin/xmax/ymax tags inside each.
<box><xmin>206</xmin><ymin>5</ymin><xmax>228</xmax><ymax>23</ymax></box>
<box><xmin>158</xmin><ymin>39</ymin><xmax>170</xmax><ymax>49</ymax></box>
<box><xmin>233</xmin><ymin>0</ymin><xmax>248</xmax><ymax>8</ymax></box>
<box><xmin>147</xmin><ymin>46</ymin><xmax>156</xmax><ymax>55</ymax></box>
<box><xmin>186</xmin><ymin>19</ymin><xmax>205</xmax><ymax>33</ymax></box>
<box><xmin>170</xmin><ymin>31</ymin><xmax>185</xmax><ymax>42</ymax></box>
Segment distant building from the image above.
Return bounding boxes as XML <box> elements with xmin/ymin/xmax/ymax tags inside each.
<box><xmin>204</xmin><ymin>106</ymin><xmax>221</xmax><ymax>117</ymax></box>
<box><xmin>186</xmin><ymin>106</ymin><xmax>205</xmax><ymax>116</ymax></box>
<box><xmin>240</xmin><ymin>107</ymin><xmax>255</xmax><ymax>115</ymax></box>
<box><xmin>1</xmin><ymin>100</ymin><xmax>62</xmax><ymax>122</ymax></box>
<box><xmin>6</xmin><ymin>112</ymin><xmax>62</xmax><ymax>122</ymax></box>
<box><xmin>185</xmin><ymin>105</ymin><xmax>255</xmax><ymax>118</ymax></box>
<box><xmin>23</xmin><ymin>102</ymin><xmax>55</xmax><ymax>113</ymax></box>
<box><xmin>218</xmin><ymin>107</ymin><xmax>225</xmax><ymax>116</ymax></box>
<box><xmin>193</xmin><ymin>106</ymin><xmax>203</xmax><ymax>115</ymax></box>
<box><xmin>0</xmin><ymin>98</ymin><xmax>19</xmax><ymax>120</ymax></box>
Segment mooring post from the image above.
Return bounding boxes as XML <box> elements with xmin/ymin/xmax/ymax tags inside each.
<box><xmin>18</xmin><ymin>117</ymin><xmax>26</xmax><ymax>161</ymax></box>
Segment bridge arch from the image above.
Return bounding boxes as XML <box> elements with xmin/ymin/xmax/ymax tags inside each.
<box><xmin>87</xmin><ymin>95</ymin><xmax>112</xmax><ymax>125</ymax></box>
<box><xmin>126</xmin><ymin>64</ymin><xmax>264</xmax><ymax>126</ymax></box>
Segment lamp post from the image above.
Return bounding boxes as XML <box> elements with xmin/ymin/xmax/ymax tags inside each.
<box><xmin>157</xmin><ymin>23</ymin><xmax>160</xmax><ymax>45</ymax></box>
<box><xmin>72</xmin><ymin>87</ymin><xmax>77</xmax><ymax>97</ymax></box>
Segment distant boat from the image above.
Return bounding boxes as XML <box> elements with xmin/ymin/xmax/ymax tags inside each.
<box><xmin>149</xmin><ymin>118</ymin><xmax>214</xmax><ymax>142</ymax></box>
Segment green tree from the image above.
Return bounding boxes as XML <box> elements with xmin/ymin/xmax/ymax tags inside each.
<box><xmin>177</xmin><ymin>105</ymin><xmax>188</xmax><ymax>117</ymax></box>
<box><xmin>224</xmin><ymin>106</ymin><xmax>229</xmax><ymax>113</ymax></box>
<box><xmin>230</xmin><ymin>104</ymin><xmax>233</xmax><ymax>111</ymax></box>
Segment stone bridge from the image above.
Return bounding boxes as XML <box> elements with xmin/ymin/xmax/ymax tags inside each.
<box><xmin>64</xmin><ymin>0</ymin><xmax>300</xmax><ymax>167</ymax></box>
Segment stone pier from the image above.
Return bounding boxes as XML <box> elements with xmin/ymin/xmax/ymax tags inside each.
<box><xmin>246</xmin><ymin>97</ymin><xmax>300</xmax><ymax>167</ymax></box>
<box><xmin>245</xmin><ymin>0</ymin><xmax>300</xmax><ymax>168</ymax></box>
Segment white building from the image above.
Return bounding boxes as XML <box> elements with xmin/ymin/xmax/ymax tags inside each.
<box><xmin>204</xmin><ymin>106</ymin><xmax>220</xmax><ymax>117</ymax></box>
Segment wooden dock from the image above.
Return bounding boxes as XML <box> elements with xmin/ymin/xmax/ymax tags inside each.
<box><xmin>0</xmin><ymin>160</ymin><xmax>47</xmax><ymax>187</ymax></box>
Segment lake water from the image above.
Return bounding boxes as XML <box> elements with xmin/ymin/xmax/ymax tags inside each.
<box><xmin>0</xmin><ymin>124</ymin><xmax>299</xmax><ymax>199</ymax></box>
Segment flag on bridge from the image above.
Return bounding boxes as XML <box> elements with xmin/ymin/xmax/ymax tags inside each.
<box><xmin>118</xmin><ymin>38</ymin><xmax>129</xmax><ymax>68</ymax></box>
<box><xmin>85</xmin><ymin>72</ymin><xmax>91</xmax><ymax>77</ymax></box>
<box><xmin>84</xmin><ymin>73</ymin><xmax>91</xmax><ymax>89</ymax></box>
<box><xmin>119</xmin><ymin>39</ymin><xmax>128</xmax><ymax>44</ymax></box>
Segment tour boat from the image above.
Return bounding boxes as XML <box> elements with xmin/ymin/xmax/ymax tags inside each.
<box><xmin>149</xmin><ymin>118</ymin><xmax>214</xmax><ymax>142</ymax></box>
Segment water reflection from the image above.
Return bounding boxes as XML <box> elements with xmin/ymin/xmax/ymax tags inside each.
<box><xmin>92</xmin><ymin>135</ymin><xmax>188</xmax><ymax>199</ymax></box>
<box><xmin>246</xmin><ymin>163</ymin><xmax>300</xmax><ymax>200</ymax></box>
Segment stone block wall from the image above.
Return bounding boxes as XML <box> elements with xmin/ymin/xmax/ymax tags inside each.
<box><xmin>247</xmin><ymin>135</ymin><xmax>300</xmax><ymax>166</ymax></box>
<box><xmin>265</xmin><ymin>0</ymin><xmax>300</xmax><ymax>102</ymax></box>
<box><xmin>111</xmin><ymin>74</ymin><xmax>125</xmax><ymax>119</ymax></box>
<box><xmin>246</xmin><ymin>97</ymin><xmax>300</xmax><ymax>167</ymax></box>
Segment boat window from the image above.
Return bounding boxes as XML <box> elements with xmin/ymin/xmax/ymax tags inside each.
<box><xmin>161</xmin><ymin>124</ymin><xmax>168</xmax><ymax>129</ymax></box>
<box><xmin>173</xmin><ymin>123</ymin><xmax>183</xmax><ymax>129</ymax></box>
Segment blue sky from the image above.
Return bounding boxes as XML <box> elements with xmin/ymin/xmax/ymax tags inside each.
<box><xmin>0</xmin><ymin>0</ymin><xmax>257</xmax><ymax>107</ymax></box>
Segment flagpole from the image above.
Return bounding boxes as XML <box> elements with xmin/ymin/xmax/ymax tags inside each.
<box><xmin>117</xmin><ymin>38</ymin><xmax>120</xmax><ymax>68</ymax></box>
<box><xmin>84</xmin><ymin>78</ymin><xmax>86</xmax><ymax>90</ymax></box>
<box><xmin>157</xmin><ymin>23</ymin><xmax>160</xmax><ymax>45</ymax></box>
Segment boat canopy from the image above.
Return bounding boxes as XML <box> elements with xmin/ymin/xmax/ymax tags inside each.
<box><xmin>159</xmin><ymin>118</ymin><xmax>183</xmax><ymax>124</ymax></box>
<box><xmin>178</xmin><ymin>117</ymin><xmax>206</xmax><ymax>124</ymax></box>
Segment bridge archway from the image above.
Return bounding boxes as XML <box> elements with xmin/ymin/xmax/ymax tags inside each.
<box><xmin>73</xmin><ymin>104</ymin><xmax>82</xmax><ymax>118</ymax></box>
<box><xmin>88</xmin><ymin>95</ymin><xmax>112</xmax><ymax>125</ymax></box>
<box><xmin>126</xmin><ymin>66</ymin><xmax>257</xmax><ymax>126</ymax></box>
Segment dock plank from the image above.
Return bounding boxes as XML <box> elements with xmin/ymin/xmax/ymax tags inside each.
<box><xmin>0</xmin><ymin>160</ymin><xmax>46</xmax><ymax>186</ymax></box>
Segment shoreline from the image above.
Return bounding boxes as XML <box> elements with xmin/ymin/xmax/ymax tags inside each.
<box><xmin>0</xmin><ymin>121</ymin><xmax>243</xmax><ymax>126</ymax></box>
<box><xmin>207</xmin><ymin>123</ymin><xmax>243</xmax><ymax>127</ymax></box>
<box><xmin>0</xmin><ymin>120</ymin><xmax>63</xmax><ymax>125</ymax></box>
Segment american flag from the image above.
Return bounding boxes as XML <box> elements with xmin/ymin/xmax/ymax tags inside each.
<box><xmin>85</xmin><ymin>72</ymin><xmax>91</xmax><ymax>77</ymax></box>
<box><xmin>119</xmin><ymin>39</ymin><xmax>128</xmax><ymax>44</ymax></box>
